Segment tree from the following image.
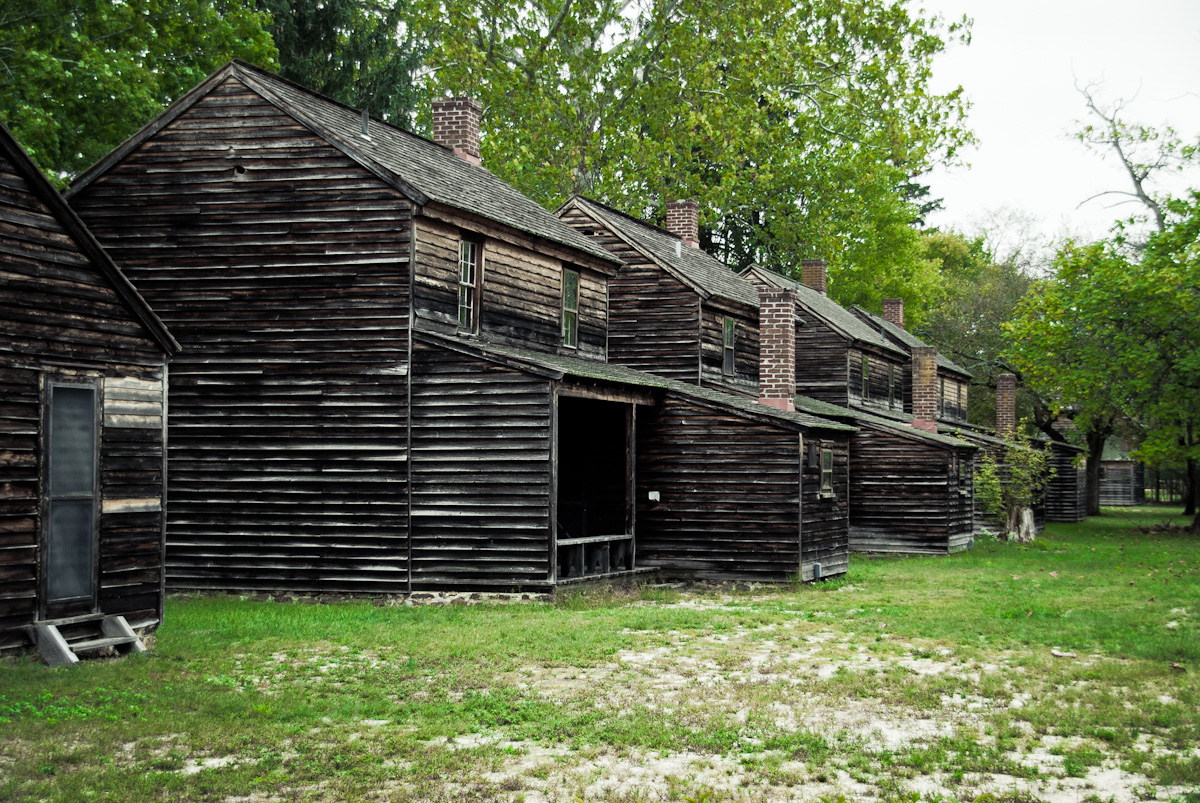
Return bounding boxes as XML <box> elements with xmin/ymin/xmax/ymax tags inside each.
<box><xmin>1003</xmin><ymin>241</ymin><xmax>1130</xmax><ymax>516</ymax></box>
<box><xmin>413</xmin><ymin>0</ymin><xmax>974</xmax><ymax>321</ymax></box>
<box><xmin>257</xmin><ymin>0</ymin><xmax>427</xmax><ymax>129</ymax></box>
<box><xmin>1005</xmin><ymin>196</ymin><xmax>1200</xmax><ymax>523</ymax></box>
<box><xmin>1076</xmin><ymin>85</ymin><xmax>1199</xmax><ymax>239</ymax></box>
<box><xmin>976</xmin><ymin>430</ymin><xmax>1054</xmax><ymax>542</ymax></box>
<box><xmin>0</xmin><ymin>0</ymin><xmax>277</xmax><ymax>181</ymax></box>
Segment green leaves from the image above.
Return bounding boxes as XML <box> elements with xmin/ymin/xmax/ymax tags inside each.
<box><xmin>0</xmin><ymin>0</ymin><xmax>277</xmax><ymax>182</ymax></box>
<box><xmin>415</xmin><ymin>0</ymin><xmax>971</xmax><ymax>311</ymax></box>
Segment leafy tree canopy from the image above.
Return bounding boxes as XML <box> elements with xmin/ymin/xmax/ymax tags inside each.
<box><xmin>413</xmin><ymin>0</ymin><xmax>974</xmax><ymax>316</ymax></box>
<box><xmin>0</xmin><ymin>0</ymin><xmax>277</xmax><ymax>182</ymax></box>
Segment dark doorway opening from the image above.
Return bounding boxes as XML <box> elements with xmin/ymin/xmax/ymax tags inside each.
<box><xmin>556</xmin><ymin>396</ymin><xmax>633</xmax><ymax>579</ymax></box>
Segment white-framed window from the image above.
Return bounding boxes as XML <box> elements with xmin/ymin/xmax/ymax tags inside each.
<box><xmin>562</xmin><ymin>268</ymin><xmax>579</xmax><ymax>348</ymax></box>
<box><xmin>821</xmin><ymin>448</ymin><xmax>834</xmax><ymax>493</ymax></box>
<box><xmin>458</xmin><ymin>239</ymin><xmax>481</xmax><ymax>331</ymax></box>
<box><xmin>723</xmin><ymin>317</ymin><xmax>736</xmax><ymax>376</ymax></box>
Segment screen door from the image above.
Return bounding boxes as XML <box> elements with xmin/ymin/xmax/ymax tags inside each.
<box><xmin>45</xmin><ymin>383</ymin><xmax>98</xmax><ymax>605</ymax></box>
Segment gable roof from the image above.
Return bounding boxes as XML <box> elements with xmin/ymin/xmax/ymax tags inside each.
<box><xmin>848</xmin><ymin>306</ymin><xmax>972</xmax><ymax>378</ymax></box>
<box><xmin>417</xmin><ymin>331</ymin><xmax>855</xmax><ymax>434</ymax></box>
<box><xmin>0</xmin><ymin>121</ymin><xmax>179</xmax><ymax>356</ymax></box>
<box><xmin>792</xmin><ymin>393</ymin><xmax>976</xmax><ymax>450</ymax></box>
<box><xmin>741</xmin><ymin>266</ymin><xmax>907</xmax><ymax>358</ymax></box>
<box><xmin>68</xmin><ymin>60</ymin><xmax>618</xmax><ymax>270</ymax></box>
<box><xmin>559</xmin><ymin>196</ymin><xmax>761</xmax><ymax>309</ymax></box>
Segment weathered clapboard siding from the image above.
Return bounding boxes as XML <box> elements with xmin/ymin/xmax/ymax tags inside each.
<box><xmin>1045</xmin><ymin>444</ymin><xmax>1087</xmax><ymax>522</ymax></box>
<box><xmin>409</xmin><ymin>341</ymin><xmax>553</xmax><ymax>588</ymax></box>
<box><xmin>847</xmin><ymin>346</ymin><xmax>906</xmax><ymax>415</ymax></box>
<box><xmin>559</xmin><ymin>205</ymin><xmax>702</xmax><ymax>382</ymax></box>
<box><xmin>699</xmin><ymin>302</ymin><xmax>759</xmax><ymax>397</ymax></box>
<box><xmin>1099</xmin><ymin>462</ymin><xmax>1145</xmax><ymax>506</ymax></box>
<box><xmin>849</xmin><ymin>429</ymin><xmax>975</xmax><ymax>554</ymax></box>
<box><xmin>413</xmin><ymin>218</ymin><xmax>607</xmax><ymax>360</ymax></box>
<box><xmin>1</xmin><ymin>126</ymin><xmax>172</xmax><ymax>649</ymax></box>
<box><xmin>801</xmin><ymin>435</ymin><xmax>851</xmax><ymax>580</ymax></box>
<box><xmin>791</xmin><ymin>307</ymin><xmax>851</xmax><ymax>406</ymax></box>
<box><xmin>69</xmin><ymin>77</ymin><xmax>416</xmax><ymax>594</ymax></box>
<box><xmin>937</xmin><ymin>376</ymin><xmax>969</xmax><ymax>423</ymax></box>
<box><xmin>636</xmin><ymin>397</ymin><xmax>802</xmax><ymax>581</ymax></box>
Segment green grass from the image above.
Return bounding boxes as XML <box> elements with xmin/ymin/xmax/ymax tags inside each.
<box><xmin>1</xmin><ymin>506</ymin><xmax>1197</xmax><ymax>802</ymax></box>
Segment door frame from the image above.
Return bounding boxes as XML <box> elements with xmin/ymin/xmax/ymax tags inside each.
<box><xmin>39</xmin><ymin>373</ymin><xmax>103</xmax><ymax>620</ymax></box>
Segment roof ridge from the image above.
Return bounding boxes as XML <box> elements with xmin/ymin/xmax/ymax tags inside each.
<box><xmin>571</xmin><ymin>195</ymin><xmax>682</xmax><ymax>243</ymax></box>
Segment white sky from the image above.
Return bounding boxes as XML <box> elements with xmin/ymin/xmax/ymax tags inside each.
<box><xmin>917</xmin><ymin>0</ymin><xmax>1200</xmax><ymax>257</ymax></box>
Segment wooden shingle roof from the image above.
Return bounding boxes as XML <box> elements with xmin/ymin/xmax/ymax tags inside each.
<box><xmin>68</xmin><ymin>61</ymin><xmax>619</xmax><ymax>270</ymax></box>
<box><xmin>561</xmin><ymin>196</ymin><xmax>761</xmax><ymax>308</ymax></box>
<box><xmin>741</xmin><ymin>266</ymin><xmax>907</xmax><ymax>358</ymax></box>
<box><xmin>848</xmin><ymin>306</ymin><xmax>972</xmax><ymax>378</ymax></box>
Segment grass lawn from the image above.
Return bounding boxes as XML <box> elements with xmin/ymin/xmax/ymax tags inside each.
<box><xmin>2</xmin><ymin>506</ymin><xmax>1198</xmax><ymax>803</ymax></box>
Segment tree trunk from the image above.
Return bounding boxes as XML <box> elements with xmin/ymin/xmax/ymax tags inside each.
<box><xmin>1186</xmin><ymin>456</ymin><xmax>1198</xmax><ymax>517</ymax></box>
<box><xmin>1085</xmin><ymin>428</ymin><xmax>1107</xmax><ymax>516</ymax></box>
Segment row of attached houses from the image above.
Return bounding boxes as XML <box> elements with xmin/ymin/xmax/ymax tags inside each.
<box><xmin>0</xmin><ymin>60</ymin><xmax>1080</xmax><ymax>658</ymax></box>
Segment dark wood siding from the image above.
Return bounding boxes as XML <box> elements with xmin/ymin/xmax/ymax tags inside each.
<box><xmin>1045</xmin><ymin>445</ymin><xmax>1087</xmax><ymax>522</ymax></box>
<box><xmin>800</xmin><ymin>434</ymin><xmax>851</xmax><ymax>580</ymax></box>
<box><xmin>792</xmin><ymin>307</ymin><xmax>851</xmax><ymax>406</ymax></box>
<box><xmin>848</xmin><ymin>428</ymin><xmax>975</xmax><ymax>555</ymax></box>
<box><xmin>413</xmin><ymin>218</ymin><xmax>607</xmax><ymax>361</ymax></box>
<box><xmin>1</xmin><ymin>148</ymin><xmax>167</xmax><ymax>648</ymax></box>
<box><xmin>69</xmin><ymin>76</ymin><xmax>414</xmax><ymax>594</ymax></box>
<box><xmin>636</xmin><ymin>396</ymin><xmax>810</xmax><ymax>582</ymax></box>
<box><xmin>1099</xmin><ymin>462</ymin><xmax>1145</xmax><ymax>506</ymax></box>
<box><xmin>559</xmin><ymin>206</ymin><xmax>702</xmax><ymax>382</ymax></box>
<box><xmin>409</xmin><ymin>341</ymin><xmax>552</xmax><ymax>588</ymax></box>
<box><xmin>699</xmin><ymin>302</ymin><xmax>759</xmax><ymax>397</ymax></box>
<box><xmin>848</xmin><ymin>346</ymin><xmax>906</xmax><ymax>415</ymax></box>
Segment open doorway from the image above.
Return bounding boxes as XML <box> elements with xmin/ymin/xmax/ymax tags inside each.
<box><xmin>556</xmin><ymin>396</ymin><xmax>633</xmax><ymax>580</ymax></box>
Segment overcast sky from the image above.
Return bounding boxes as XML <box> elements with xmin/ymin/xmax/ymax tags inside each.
<box><xmin>916</xmin><ymin>0</ymin><xmax>1200</xmax><ymax>258</ymax></box>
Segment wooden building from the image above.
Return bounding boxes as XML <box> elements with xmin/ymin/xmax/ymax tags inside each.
<box><xmin>741</xmin><ymin>265</ymin><xmax>978</xmax><ymax>555</ymax></box>
<box><xmin>556</xmin><ymin>196</ymin><xmax>762</xmax><ymax>397</ymax></box>
<box><xmin>0</xmin><ymin>122</ymin><xmax>179</xmax><ymax>660</ymax></box>
<box><xmin>1099</xmin><ymin>439</ymin><xmax>1145</xmax><ymax>506</ymax></box>
<box><xmin>556</xmin><ymin>196</ymin><xmax>853</xmax><ymax>579</ymax></box>
<box><xmin>67</xmin><ymin>61</ymin><xmax>852</xmax><ymax>591</ymax></box>
<box><xmin>848</xmin><ymin>301</ymin><xmax>970</xmax><ymax>423</ymax></box>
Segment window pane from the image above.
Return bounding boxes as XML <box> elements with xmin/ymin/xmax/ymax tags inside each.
<box><xmin>459</xmin><ymin>284</ymin><xmax>473</xmax><ymax>328</ymax></box>
<box><xmin>562</xmin><ymin>270</ymin><xmax>579</xmax><ymax>311</ymax></box>
<box><xmin>47</xmin><ymin>500</ymin><xmax>94</xmax><ymax>600</ymax></box>
<box><xmin>459</xmin><ymin>241</ymin><xmax>475</xmax><ymax>285</ymax></box>
<box><xmin>50</xmin><ymin>386</ymin><xmax>95</xmax><ymax>495</ymax></box>
<box><xmin>563</xmin><ymin>310</ymin><xmax>578</xmax><ymax>347</ymax></box>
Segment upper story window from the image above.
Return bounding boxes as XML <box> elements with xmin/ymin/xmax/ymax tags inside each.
<box><xmin>888</xmin><ymin>363</ymin><xmax>895</xmax><ymax>409</ymax></box>
<box><xmin>723</xmin><ymin>317</ymin><xmax>736</xmax><ymax>376</ymax></box>
<box><xmin>821</xmin><ymin>448</ymin><xmax>834</xmax><ymax>493</ymax></box>
<box><xmin>938</xmin><ymin>376</ymin><xmax>946</xmax><ymax>417</ymax></box>
<box><xmin>458</xmin><ymin>239</ymin><xmax>481</xmax><ymax>332</ymax></box>
<box><xmin>860</xmin><ymin>355</ymin><xmax>869</xmax><ymax>401</ymax></box>
<box><xmin>562</xmin><ymin>268</ymin><xmax>579</xmax><ymax>348</ymax></box>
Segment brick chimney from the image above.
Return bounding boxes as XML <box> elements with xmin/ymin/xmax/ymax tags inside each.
<box><xmin>911</xmin><ymin>347</ymin><xmax>939</xmax><ymax>432</ymax></box>
<box><xmin>757</xmin><ymin>287</ymin><xmax>797</xmax><ymax>412</ymax></box>
<box><xmin>801</xmin><ymin>259</ymin><xmax>827</xmax><ymax>295</ymax></box>
<box><xmin>665</xmin><ymin>200</ymin><xmax>700</xmax><ymax>249</ymax></box>
<box><xmin>432</xmin><ymin>97</ymin><xmax>482</xmax><ymax>166</ymax></box>
<box><xmin>996</xmin><ymin>373</ymin><xmax>1017</xmax><ymax>438</ymax></box>
<box><xmin>881</xmin><ymin>298</ymin><xmax>904</xmax><ymax>330</ymax></box>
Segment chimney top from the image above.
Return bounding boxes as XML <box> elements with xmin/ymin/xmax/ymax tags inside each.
<box><xmin>801</xmin><ymin>259</ymin><xmax>827</xmax><ymax>295</ymax></box>
<box><xmin>757</xmin><ymin>286</ymin><xmax>797</xmax><ymax>413</ymax></box>
<box><xmin>996</xmin><ymin>373</ymin><xmax>1017</xmax><ymax>438</ymax></box>
<box><xmin>881</xmin><ymin>298</ymin><xmax>904</xmax><ymax>330</ymax></box>
<box><xmin>665</xmin><ymin>200</ymin><xmax>700</xmax><ymax>249</ymax></box>
<box><xmin>911</xmin><ymin>346</ymin><xmax>939</xmax><ymax>432</ymax></box>
<box><xmin>432</xmin><ymin>97</ymin><xmax>482</xmax><ymax>166</ymax></box>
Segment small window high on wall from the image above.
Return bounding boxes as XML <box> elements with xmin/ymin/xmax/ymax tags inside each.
<box><xmin>458</xmin><ymin>239</ymin><xmax>481</xmax><ymax>331</ymax></box>
<box><xmin>562</xmin><ymin>269</ymin><xmax>579</xmax><ymax>348</ymax></box>
<box><xmin>861</xmin><ymin>355</ymin><xmax>869</xmax><ymax>401</ymax></box>
<box><xmin>723</xmin><ymin>317</ymin><xmax>736</xmax><ymax>375</ymax></box>
<box><xmin>821</xmin><ymin>448</ymin><xmax>834</xmax><ymax>493</ymax></box>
